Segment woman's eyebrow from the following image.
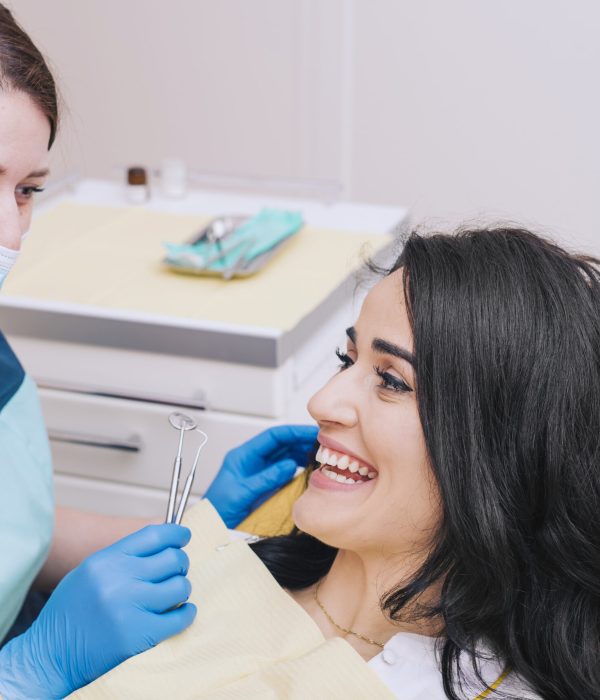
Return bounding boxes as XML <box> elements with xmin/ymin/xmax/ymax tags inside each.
<box><xmin>372</xmin><ymin>338</ymin><xmax>416</xmax><ymax>367</ymax></box>
<box><xmin>346</xmin><ymin>326</ymin><xmax>415</xmax><ymax>366</ymax></box>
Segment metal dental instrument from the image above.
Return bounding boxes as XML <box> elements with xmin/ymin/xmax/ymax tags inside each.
<box><xmin>191</xmin><ymin>216</ymin><xmax>246</xmax><ymax>247</ymax></box>
<box><xmin>165</xmin><ymin>412</ymin><xmax>208</xmax><ymax>524</ymax></box>
<box><xmin>207</xmin><ymin>217</ymin><xmax>228</xmax><ymax>254</ymax></box>
<box><xmin>222</xmin><ymin>236</ymin><xmax>257</xmax><ymax>280</ymax></box>
<box><xmin>174</xmin><ymin>430</ymin><xmax>208</xmax><ymax>524</ymax></box>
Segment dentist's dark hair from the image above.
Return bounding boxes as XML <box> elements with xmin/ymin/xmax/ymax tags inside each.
<box><xmin>0</xmin><ymin>3</ymin><xmax>58</xmax><ymax>147</ymax></box>
<box><xmin>252</xmin><ymin>226</ymin><xmax>600</xmax><ymax>699</ymax></box>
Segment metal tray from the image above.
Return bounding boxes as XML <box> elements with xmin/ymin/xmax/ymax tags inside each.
<box><xmin>164</xmin><ymin>215</ymin><xmax>297</xmax><ymax>279</ymax></box>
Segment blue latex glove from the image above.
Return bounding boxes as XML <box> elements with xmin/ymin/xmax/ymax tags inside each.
<box><xmin>205</xmin><ymin>424</ymin><xmax>318</xmax><ymax>528</ymax></box>
<box><xmin>0</xmin><ymin>524</ymin><xmax>196</xmax><ymax>699</ymax></box>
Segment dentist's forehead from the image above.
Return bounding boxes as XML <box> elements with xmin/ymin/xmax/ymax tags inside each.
<box><xmin>0</xmin><ymin>90</ymin><xmax>50</xmax><ymax>178</ymax></box>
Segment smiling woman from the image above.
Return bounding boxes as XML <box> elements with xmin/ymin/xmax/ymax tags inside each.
<box><xmin>251</xmin><ymin>226</ymin><xmax>600</xmax><ymax>699</ymax></box>
<box><xmin>295</xmin><ymin>272</ymin><xmax>436</xmax><ymax>564</ymax></box>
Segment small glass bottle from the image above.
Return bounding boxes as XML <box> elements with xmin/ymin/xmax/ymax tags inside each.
<box><xmin>126</xmin><ymin>166</ymin><xmax>149</xmax><ymax>204</ymax></box>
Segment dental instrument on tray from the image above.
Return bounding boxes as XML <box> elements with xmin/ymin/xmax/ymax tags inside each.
<box><xmin>163</xmin><ymin>208</ymin><xmax>304</xmax><ymax>279</ymax></box>
<box><xmin>195</xmin><ymin>216</ymin><xmax>245</xmax><ymax>250</ymax></box>
<box><xmin>165</xmin><ymin>412</ymin><xmax>208</xmax><ymax>525</ymax></box>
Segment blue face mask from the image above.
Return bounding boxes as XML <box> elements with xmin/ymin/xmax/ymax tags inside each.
<box><xmin>0</xmin><ymin>246</ymin><xmax>19</xmax><ymax>290</ymax></box>
<box><xmin>0</xmin><ymin>334</ymin><xmax>54</xmax><ymax>640</ymax></box>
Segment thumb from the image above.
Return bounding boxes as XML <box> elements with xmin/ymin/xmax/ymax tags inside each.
<box><xmin>245</xmin><ymin>458</ymin><xmax>297</xmax><ymax>501</ymax></box>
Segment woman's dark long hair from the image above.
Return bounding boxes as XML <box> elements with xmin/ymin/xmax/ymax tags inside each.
<box><xmin>252</xmin><ymin>226</ymin><xmax>600</xmax><ymax>699</ymax></box>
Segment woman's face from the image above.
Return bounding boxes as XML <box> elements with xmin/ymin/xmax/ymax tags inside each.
<box><xmin>0</xmin><ymin>90</ymin><xmax>50</xmax><ymax>250</ymax></box>
<box><xmin>293</xmin><ymin>270</ymin><xmax>440</xmax><ymax>558</ymax></box>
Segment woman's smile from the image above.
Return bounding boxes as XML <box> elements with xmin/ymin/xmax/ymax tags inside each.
<box><xmin>310</xmin><ymin>435</ymin><xmax>378</xmax><ymax>490</ymax></box>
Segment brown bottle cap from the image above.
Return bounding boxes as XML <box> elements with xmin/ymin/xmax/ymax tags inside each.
<box><xmin>127</xmin><ymin>167</ymin><xmax>147</xmax><ymax>186</ymax></box>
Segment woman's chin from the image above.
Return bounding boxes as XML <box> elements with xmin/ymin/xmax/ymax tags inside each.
<box><xmin>292</xmin><ymin>485</ymin><xmax>369</xmax><ymax>549</ymax></box>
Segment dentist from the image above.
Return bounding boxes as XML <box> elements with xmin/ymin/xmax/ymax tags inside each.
<box><xmin>0</xmin><ymin>7</ymin><xmax>313</xmax><ymax>698</ymax></box>
<box><xmin>0</xmin><ymin>7</ymin><xmax>194</xmax><ymax>698</ymax></box>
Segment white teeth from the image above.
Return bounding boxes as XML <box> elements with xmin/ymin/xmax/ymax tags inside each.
<box><xmin>337</xmin><ymin>455</ymin><xmax>349</xmax><ymax>470</ymax></box>
<box><xmin>317</xmin><ymin>447</ymin><xmax>377</xmax><ymax>482</ymax></box>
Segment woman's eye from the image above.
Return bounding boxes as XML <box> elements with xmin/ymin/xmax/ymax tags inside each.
<box><xmin>15</xmin><ymin>185</ymin><xmax>45</xmax><ymax>203</ymax></box>
<box><xmin>374</xmin><ymin>366</ymin><xmax>412</xmax><ymax>394</ymax></box>
<box><xmin>335</xmin><ymin>347</ymin><xmax>354</xmax><ymax>370</ymax></box>
<box><xmin>334</xmin><ymin>348</ymin><xmax>412</xmax><ymax>393</ymax></box>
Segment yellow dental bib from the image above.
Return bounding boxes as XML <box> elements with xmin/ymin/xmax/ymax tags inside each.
<box><xmin>69</xmin><ymin>501</ymin><xmax>395</xmax><ymax>699</ymax></box>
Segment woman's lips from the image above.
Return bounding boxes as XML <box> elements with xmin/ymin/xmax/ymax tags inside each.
<box><xmin>311</xmin><ymin>434</ymin><xmax>378</xmax><ymax>492</ymax></box>
<box><xmin>316</xmin><ymin>434</ymin><xmax>377</xmax><ymax>473</ymax></box>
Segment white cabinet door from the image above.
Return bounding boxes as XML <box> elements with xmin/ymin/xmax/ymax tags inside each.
<box><xmin>42</xmin><ymin>388</ymin><xmax>281</xmax><ymax>495</ymax></box>
<box><xmin>54</xmin><ymin>473</ymin><xmax>172</xmax><ymax>518</ymax></box>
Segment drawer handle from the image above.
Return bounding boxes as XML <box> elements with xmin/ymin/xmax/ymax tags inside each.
<box><xmin>48</xmin><ymin>429</ymin><xmax>142</xmax><ymax>453</ymax></box>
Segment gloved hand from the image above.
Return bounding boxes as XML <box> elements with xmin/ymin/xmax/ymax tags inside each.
<box><xmin>0</xmin><ymin>524</ymin><xmax>196</xmax><ymax>699</ymax></box>
<box><xmin>205</xmin><ymin>424</ymin><xmax>318</xmax><ymax>528</ymax></box>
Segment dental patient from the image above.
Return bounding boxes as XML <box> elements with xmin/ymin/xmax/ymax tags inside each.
<box><xmin>72</xmin><ymin>227</ymin><xmax>600</xmax><ymax>700</ymax></box>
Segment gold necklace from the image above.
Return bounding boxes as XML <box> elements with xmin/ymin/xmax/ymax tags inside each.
<box><xmin>313</xmin><ymin>581</ymin><xmax>510</xmax><ymax>699</ymax></box>
<box><xmin>313</xmin><ymin>581</ymin><xmax>385</xmax><ymax>650</ymax></box>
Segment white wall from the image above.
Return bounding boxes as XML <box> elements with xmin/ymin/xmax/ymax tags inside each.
<box><xmin>9</xmin><ymin>0</ymin><xmax>600</xmax><ymax>252</ymax></box>
<box><xmin>350</xmin><ymin>1</ymin><xmax>600</xmax><ymax>253</ymax></box>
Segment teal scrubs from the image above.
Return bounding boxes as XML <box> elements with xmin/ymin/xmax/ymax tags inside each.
<box><xmin>0</xmin><ymin>333</ymin><xmax>54</xmax><ymax>640</ymax></box>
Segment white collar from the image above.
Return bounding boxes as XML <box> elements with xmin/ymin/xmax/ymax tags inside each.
<box><xmin>368</xmin><ymin>632</ymin><xmax>537</xmax><ymax>699</ymax></box>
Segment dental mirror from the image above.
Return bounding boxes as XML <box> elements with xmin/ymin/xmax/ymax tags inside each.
<box><xmin>169</xmin><ymin>412</ymin><xmax>197</xmax><ymax>431</ymax></box>
<box><xmin>166</xmin><ymin>412</ymin><xmax>198</xmax><ymax>522</ymax></box>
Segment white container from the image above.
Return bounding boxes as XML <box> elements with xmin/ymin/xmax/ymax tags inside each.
<box><xmin>161</xmin><ymin>158</ymin><xmax>187</xmax><ymax>199</ymax></box>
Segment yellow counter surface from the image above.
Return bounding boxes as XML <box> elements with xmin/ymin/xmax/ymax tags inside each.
<box><xmin>4</xmin><ymin>202</ymin><xmax>391</xmax><ymax>332</ymax></box>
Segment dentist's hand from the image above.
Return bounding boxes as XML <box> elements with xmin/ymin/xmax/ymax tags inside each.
<box><xmin>0</xmin><ymin>524</ymin><xmax>195</xmax><ymax>699</ymax></box>
<box><xmin>205</xmin><ymin>424</ymin><xmax>318</xmax><ymax>528</ymax></box>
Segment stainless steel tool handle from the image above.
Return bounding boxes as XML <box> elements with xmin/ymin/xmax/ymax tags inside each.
<box><xmin>166</xmin><ymin>455</ymin><xmax>183</xmax><ymax>523</ymax></box>
<box><xmin>48</xmin><ymin>429</ymin><xmax>142</xmax><ymax>453</ymax></box>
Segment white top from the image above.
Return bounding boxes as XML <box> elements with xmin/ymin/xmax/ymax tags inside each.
<box><xmin>367</xmin><ymin>632</ymin><xmax>540</xmax><ymax>699</ymax></box>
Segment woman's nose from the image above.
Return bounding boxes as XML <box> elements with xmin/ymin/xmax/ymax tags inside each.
<box><xmin>307</xmin><ymin>370</ymin><xmax>359</xmax><ymax>428</ymax></box>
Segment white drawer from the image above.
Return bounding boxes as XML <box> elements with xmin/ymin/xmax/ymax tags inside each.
<box><xmin>41</xmin><ymin>388</ymin><xmax>275</xmax><ymax>494</ymax></box>
<box><xmin>54</xmin><ymin>473</ymin><xmax>174</xmax><ymax>518</ymax></box>
<box><xmin>11</xmin><ymin>336</ymin><xmax>288</xmax><ymax>418</ymax></box>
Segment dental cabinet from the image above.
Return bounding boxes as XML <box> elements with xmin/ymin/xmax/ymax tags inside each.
<box><xmin>0</xmin><ymin>179</ymin><xmax>407</xmax><ymax>517</ymax></box>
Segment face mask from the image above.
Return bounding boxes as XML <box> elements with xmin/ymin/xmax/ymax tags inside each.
<box><xmin>0</xmin><ymin>245</ymin><xmax>20</xmax><ymax>290</ymax></box>
<box><xmin>0</xmin><ymin>231</ymin><xmax>29</xmax><ymax>288</ymax></box>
